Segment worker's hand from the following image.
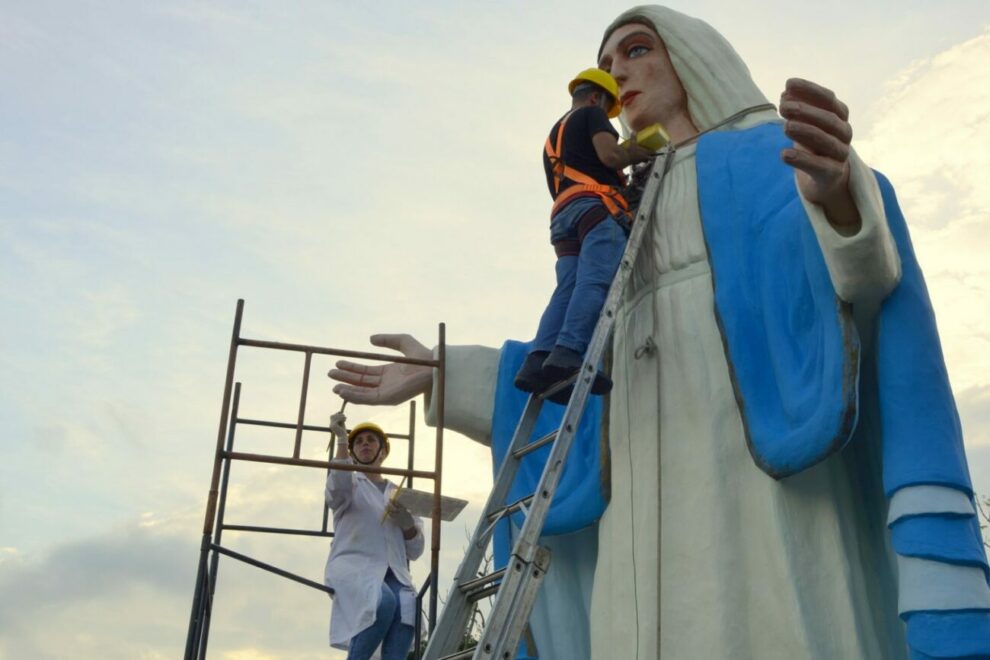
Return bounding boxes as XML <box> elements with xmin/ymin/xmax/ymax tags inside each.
<box><xmin>779</xmin><ymin>78</ymin><xmax>861</xmax><ymax>233</ymax></box>
<box><xmin>329</xmin><ymin>334</ymin><xmax>433</xmax><ymax>406</ymax></box>
<box><xmin>329</xmin><ymin>412</ymin><xmax>348</xmax><ymax>439</ymax></box>
<box><xmin>625</xmin><ymin>140</ymin><xmax>654</xmax><ymax>165</ymax></box>
<box><xmin>387</xmin><ymin>503</ymin><xmax>415</xmax><ymax>532</ymax></box>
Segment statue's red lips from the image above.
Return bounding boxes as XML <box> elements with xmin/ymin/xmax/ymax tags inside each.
<box><xmin>621</xmin><ymin>91</ymin><xmax>641</xmax><ymax>106</ymax></box>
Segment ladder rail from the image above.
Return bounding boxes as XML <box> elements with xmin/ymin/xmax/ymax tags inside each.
<box><xmin>496</xmin><ymin>151</ymin><xmax>673</xmax><ymax>570</ymax></box>
<box><xmin>425</xmin><ymin>149</ymin><xmax>675</xmax><ymax>660</ymax></box>
<box><xmin>485</xmin><ymin>150</ymin><xmax>676</xmax><ymax>659</ymax></box>
<box><xmin>423</xmin><ymin>395</ymin><xmax>545</xmax><ymax>655</ymax></box>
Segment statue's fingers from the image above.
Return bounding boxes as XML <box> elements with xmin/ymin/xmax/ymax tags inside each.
<box><xmin>783</xmin><ymin>77</ymin><xmax>833</xmax><ymax>99</ymax></box>
<box><xmin>332</xmin><ymin>360</ymin><xmax>384</xmax><ymax>376</ymax></box>
<box><xmin>370</xmin><ymin>333</ymin><xmax>430</xmax><ymax>360</ymax></box>
<box><xmin>780</xmin><ymin>100</ymin><xmax>852</xmax><ymax>145</ymax></box>
<box><xmin>328</xmin><ymin>368</ymin><xmax>382</xmax><ymax>387</ymax></box>
<box><xmin>369</xmin><ymin>334</ymin><xmax>408</xmax><ymax>351</ymax></box>
<box><xmin>332</xmin><ymin>384</ymin><xmax>381</xmax><ymax>405</ymax></box>
<box><xmin>784</xmin><ymin>120</ymin><xmax>850</xmax><ymax>163</ymax></box>
<box><xmin>782</xmin><ymin>78</ymin><xmax>849</xmax><ymax>122</ymax></box>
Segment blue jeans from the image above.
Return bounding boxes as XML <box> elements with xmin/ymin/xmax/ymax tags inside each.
<box><xmin>533</xmin><ymin>198</ymin><xmax>627</xmax><ymax>354</ymax></box>
<box><xmin>347</xmin><ymin>571</ymin><xmax>415</xmax><ymax>660</ymax></box>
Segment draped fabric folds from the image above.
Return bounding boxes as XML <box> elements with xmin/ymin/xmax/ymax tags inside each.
<box><xmin>480</xmin><ymin>122</ymin><xmax>988</xmax><ymax>658</ymax></box>
<box><xmin>698</xmin><ymin>122</ymin><xmax>990</xmax><ymax>658</ymax></box>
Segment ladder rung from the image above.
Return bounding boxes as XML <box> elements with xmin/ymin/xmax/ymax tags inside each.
<box><xmin>538</xmin><ymin>372</ymin><xmax>577</xmax><ymax>401</ymax></box>
<box><xmin>459</xmin><ymin>568</ymin><xmax>506</xmax><ymax>594</ymax></box>
<box><xmin>512</xmin><ymin>430</ymin><xmax>558</xmax><ymax>459</ymax></box>
<box><xmin>439</xmin><ymin>648</ymin><xmax>476</xmax><ymax>660</ymax></box>
<box><xmin>467</xmin><ymin>583</ymin><xmax>501</xmax><ymax>603</ymax></box>
<box><xmin>486</xmin><ymin>494</ymin><xmax>534</xmax><ymax>523</ymax></box>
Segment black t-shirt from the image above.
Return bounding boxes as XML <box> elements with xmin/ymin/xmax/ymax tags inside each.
<box><xmin>543</xmin><ymin>105</ymin><xmax>621</xmax><ymax>199</ymax></box>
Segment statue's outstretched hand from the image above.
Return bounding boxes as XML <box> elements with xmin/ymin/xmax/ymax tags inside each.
<box><xmin>329</xmin><ymin>334</ymin><xmax>433</xmax><ymax>406</ymax></box>
<box><xmin>780</xmin><ymin>78</ymin><xmax>861</xmax><ymax>232</ymax></box>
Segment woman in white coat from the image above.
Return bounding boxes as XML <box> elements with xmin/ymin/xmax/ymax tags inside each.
<box><xmin>324</xmin><ymin>414</ymin><xmax>424</xmax><ymax>660</ymax></box>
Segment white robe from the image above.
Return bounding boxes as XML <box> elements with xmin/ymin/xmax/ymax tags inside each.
<box><xmin>587</xmin><ymin>133</ymin><xmax>907</xmax><ymax>658</ymax></box>
<box><xmin>427</xmin><ymin>129</ymin><xmax>910</xmax><ymax>658</ymax></box>
<box><xmin>324</xmin><ymin>460</ymin><xmax>424</xmax><ymax>650</ymax></box>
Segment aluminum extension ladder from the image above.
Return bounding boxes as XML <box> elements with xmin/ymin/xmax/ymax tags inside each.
<box><xmin>423</xmin><ymin>148</ymin><xmax>674</xmax><ymax>660</ymax></box>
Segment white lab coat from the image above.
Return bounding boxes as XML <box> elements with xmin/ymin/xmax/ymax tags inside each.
<box><xmin>324</xmin><ymin>458</ymin><xmax>424</xmax><ymax>650</ymax></box>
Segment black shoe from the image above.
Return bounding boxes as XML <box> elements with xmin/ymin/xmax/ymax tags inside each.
<box><xmin>541</xmin><ymin>346</ymin><xmax>613</xmax><ymax>404</ymax></box>
<box><xmin>545</xmin><ymin>382</ymin><xmax>577</xmax><ymax>405</ymax></box>
<box><xmin>514</xmin><ymin>350</ymin><xmax>551</xmax><ymax>392</ymax></box>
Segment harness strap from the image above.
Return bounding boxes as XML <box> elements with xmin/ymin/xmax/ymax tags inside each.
<box><xmin>545</xmin><ymin>111</ymin><xmax>577</xmax><ymax>196</ymax></box>
<box><xmin>552</xmin><ymin>183</ymin><xmax>629</xmax><ymax>218</ymax></box>
<box><xmin>546</xmin><ymin>111</ymin><xmax>630</xmax><ymax>220</ymax></box>
<box><xmin>553</xmin><ymin>239</ymin><xmax>581</xmax><ymax>258</ymax></box>
<box><xmin>552</xmin><ymin>205</ymin><xmax>614</xmax><ymax>258</ymax></box>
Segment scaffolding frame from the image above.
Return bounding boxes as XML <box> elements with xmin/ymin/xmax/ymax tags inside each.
<box><xmin>185</xmin><ymin>299</ymin><xmax>446</xmax><ymax>659</ymax></box>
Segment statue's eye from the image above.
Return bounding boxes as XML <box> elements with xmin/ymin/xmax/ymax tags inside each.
<box><xmin>628</xmin><ymin>44</ymin><xmax>650</xmax><ymax>58</ymax></box>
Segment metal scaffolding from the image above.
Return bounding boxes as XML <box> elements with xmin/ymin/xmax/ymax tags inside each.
<box><xmin>185</xmin><ymin>299</ymin><xmax>447</xmax><ymax>659</ymax></box>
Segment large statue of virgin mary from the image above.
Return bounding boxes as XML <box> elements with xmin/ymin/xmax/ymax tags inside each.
<box><xmin>332</xmin><ymin>6</ymin><xmax>990</xmax><ymax>659</ymax></box>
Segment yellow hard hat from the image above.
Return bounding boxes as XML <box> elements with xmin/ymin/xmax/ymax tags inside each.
<box><xmin>568</xmin><ymin>68</ymin><xmax>621</xmax><ymax>118</ymax></box>
<box><xmin>347</xmin><ymin>422</ymin><xmax>390</xmax><ymax>459</ymax></box>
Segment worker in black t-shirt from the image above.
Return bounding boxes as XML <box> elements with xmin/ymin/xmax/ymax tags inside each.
<box><xmin>515</xmin><ymin>68</ymin><xmax>653</xmax><ymax>403</ymax></box>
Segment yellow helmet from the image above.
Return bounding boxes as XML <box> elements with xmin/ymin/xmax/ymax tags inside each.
<box><xmin>347</xmin><ymin>422</ymin><xmax>390</xmax><ymax>460</ymax></box>
<box><xmin>568</xmin><ymin>68</ymin><xmax>621</xmax><ymax>119</ymax></box>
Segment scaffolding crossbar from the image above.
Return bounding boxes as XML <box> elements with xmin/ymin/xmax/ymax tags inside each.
<box><xmin>184</xmin><ymin>299</ymin><xmax>447</xmax><ymax>660</ymax></box>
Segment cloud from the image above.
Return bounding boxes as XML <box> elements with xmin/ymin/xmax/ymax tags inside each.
<box><xmin>0</xmin><ymin>513</ymin><xmax>338</xmax><ymax>658</ymax></box>
<box><xmin>856</xmin><ymin>26</ymin><xmax>990</xmax><ymax>394</ymax></box>
<box><xmin>3</xmin><ymin>4</ymin><xmax>989</xmax><ymax>658</ymax></box>
<box><xmin>853</xmin><ymin>25</ymin><xmax>990</xmax><ymax>504</ymax></box>
<box><xmin>958</xmin><ymin>385</ymin><xmax>990</xmax><ymax>448</ymax></box>
<box><xmin>857</xmin><ymin>26</ymin><xmax>990</xmax><ymax>231</ymax></box>
<box><xmin>955</xmin><ymin>384</ymin><xmax>990</xmax><ymax>507</ymax></box>
<box><xmin>0</xmin><ymin>522</ymin><xmax>194</xmax><ymax>659</ymax></box>
<box><xmin>0</xmin><ymin>436</ymin><xmax>490</xmax><ymax>659</ymax></box>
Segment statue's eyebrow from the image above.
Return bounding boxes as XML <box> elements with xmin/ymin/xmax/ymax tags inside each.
<box><xmin>600</xmin><ymin>28</ymin><xmax>657</xmax><ymax>69</ymax></box>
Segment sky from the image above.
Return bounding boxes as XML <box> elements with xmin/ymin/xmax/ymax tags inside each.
<box><xmin>1</xmin><ymin>1</ymin><xmax>989</xmax><ymax>658</ymax></box>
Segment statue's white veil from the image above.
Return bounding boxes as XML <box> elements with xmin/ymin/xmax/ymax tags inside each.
<box><xmin>600</xmin><ymin>5</ymin><xmax>777</xmax><ymax>133</ymax></box>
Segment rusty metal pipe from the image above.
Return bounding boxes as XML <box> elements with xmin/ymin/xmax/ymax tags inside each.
<box><xmin>239</xmin><ymin>337</ymin><xmax>438</xmax><ymax>367</ymax></box>
<box><xmin>292</xmin><ymin>352</ymin><xmax>313</xmax><ymax>459</ymax></box>
<box><xmin>224</xmin><ymin>450</ymin><xmax>436</xmax><ymax>480</ymax></box>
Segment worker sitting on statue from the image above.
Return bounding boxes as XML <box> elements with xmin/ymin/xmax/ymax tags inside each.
<box><xmin>514</xmin><ymin>68</ymin><xmax>654</xmax><ymax>403</ymax></box>
<box><xmin>323</xmin><ymin>413</ymin><xmax>423</xmax><ymax>660</ymax></box>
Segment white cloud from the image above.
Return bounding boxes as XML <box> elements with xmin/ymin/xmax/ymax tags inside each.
<box><xmin>857</xmin><ymin>26</ymin><xmax>990</xmax><ymax>397</ymax></box>
<box><xmin>853</xmin><ymin>26</ymin><xmax>990</xmax><ymax>501</ymax></box>
<box><xmin>4</xmin><ymin>3</ymin><xmax>990</xmax><ymax>657</ymax></box>
<box><xmin>0</xmin><ymin>522</ymin><xmax>194</xmax><ymax>658</ymax></box>
<box><xmin>857</xmin><ymin>26</ymin><xmax>990</xmax><ymax>230</ymax></box>
<box><xmin>0</xmin><ymin>481</ymin><xmax>489</xmax><ymax>658</ymax></box>
<box><xmin>958</xmin><ymin>386</ymin><xmax>990</xmax><ymax>449</ymax></box>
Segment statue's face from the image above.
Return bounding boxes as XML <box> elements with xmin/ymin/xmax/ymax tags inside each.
<box><xmin>598</xmin><ymin>22</ymin><xmax>687</xmax><ymax>132</ymax></box>
<box><xmin>351</xmin><ymin>430</ymin><xmax>385</xmax><ymax>465</ymax></box>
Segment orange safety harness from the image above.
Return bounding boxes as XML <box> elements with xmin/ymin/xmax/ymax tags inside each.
<box><xmin>545</xmin><ymin>111</ymin><xmax>631</xmax><ymax>221</ymax></box>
